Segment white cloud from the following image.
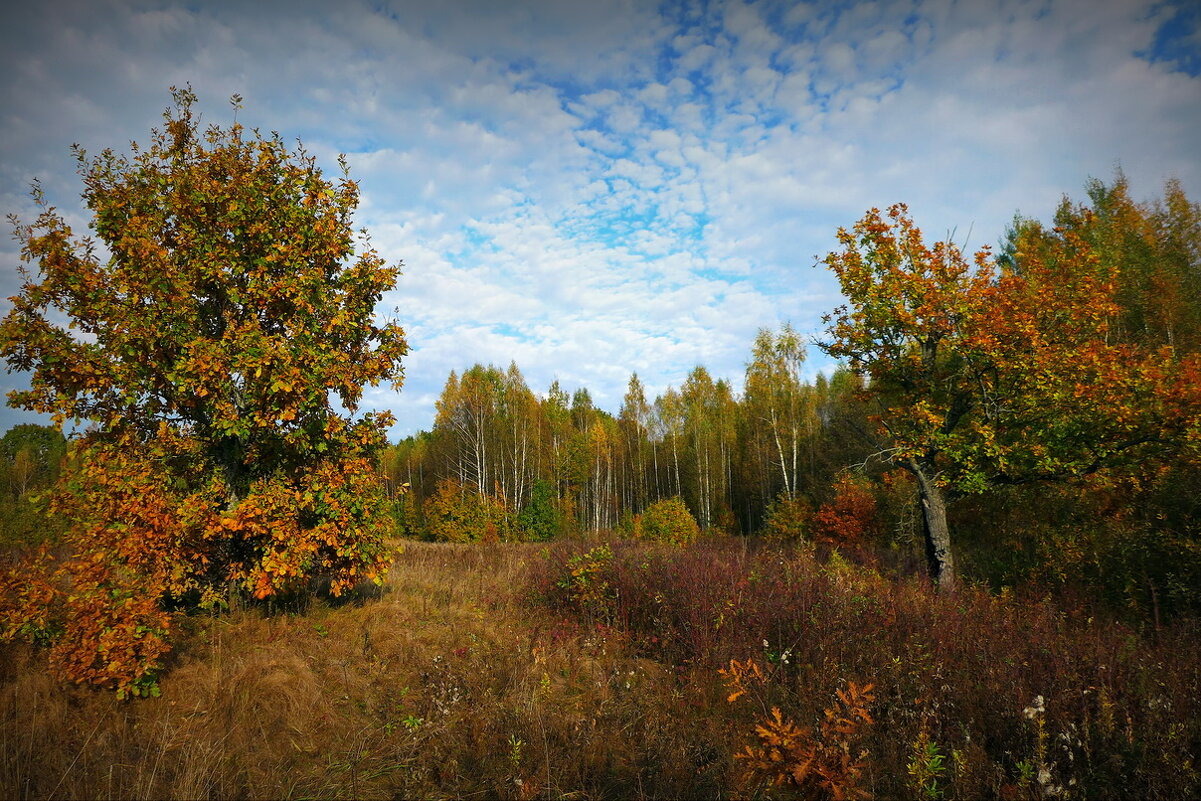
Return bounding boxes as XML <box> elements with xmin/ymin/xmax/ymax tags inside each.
<box><xmin>0</xmin><ymin>0</ymin><xmax>1197</xmax><ymax>440</ymax></box>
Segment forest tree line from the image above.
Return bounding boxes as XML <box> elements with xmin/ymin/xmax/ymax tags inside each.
<box><xmin>382</xmin><ymin>335</ymin><xmax>867</xmax><ymax>539</ymax></box>
<box><xmin>383</xmin><ymin>174</ymin><xmax>1201</xmax><ymax>619</ymax></box>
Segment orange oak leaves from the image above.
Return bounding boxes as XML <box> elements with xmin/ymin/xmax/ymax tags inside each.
<box><xmin>0</xmin><ymin>88</ymin><xmax>407</xmax><ymax>694</ymax></box>
<box><xmin>821</xmin><ymin>204</ymin><xmax>1199</xmax><ymax>590</ymax></box>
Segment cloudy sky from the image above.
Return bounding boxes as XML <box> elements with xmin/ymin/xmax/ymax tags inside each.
<box><xmin>2</xmin><ymin>0</ymin><xmax>1199</xmax><ymax>439</ymax></box>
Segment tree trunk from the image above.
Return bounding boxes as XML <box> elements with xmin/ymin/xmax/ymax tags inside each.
<box><xmin>770</xmin><ymin>407</ymin><xmax>792</xmax><ymax>500</ymax></box>
<box><xmin>909</xmin><ymin>461</ymin><xmax>956</xmax><ymax>592</ymax></box>
<box><xmin>671</xmin><ymin>433</ymin><xmax>681</xmax><ymax>497</ymax></box>
<box><xmin>652</xmin><ymin>439</ymin><xmax>660</xmax><ymax>502</ymax></box>
<box><xmin>218</xmin><ymin>435</ymin><xmax>244</xmax><ymax>510</ymax></box>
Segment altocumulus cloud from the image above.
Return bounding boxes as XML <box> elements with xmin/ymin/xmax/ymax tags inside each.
<box><xmin>2</xmin><ymin>0</ymin><xmax>1199</xmax><ymax>438</ymax></box>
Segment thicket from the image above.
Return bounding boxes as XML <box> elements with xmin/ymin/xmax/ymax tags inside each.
<box><xmin>530</xmin><ymin>537</ymin><xmax>1201</xmax><ymax>799</ymax></box>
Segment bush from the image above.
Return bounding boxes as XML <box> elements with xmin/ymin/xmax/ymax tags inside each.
<box><xmin>761</xmin><ymin>493</ymin><xmax>812</xmax><ymax>541</ymax></box>
<box><xmin>422</xmin><ymin>478</ymin><xmax>515</xmax><ymax>542</ymax></box>
<box><xmin>638</xmin><ymin>497</ymin><xmax>700</xmax><ymax>545</ymax></box>
<box><xmin>555</xmin><ymin>544</ymin><xmax>617</xmax><ymax>624</ymax></box>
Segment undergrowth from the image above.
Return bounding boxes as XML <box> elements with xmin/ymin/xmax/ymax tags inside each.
<box><xmin>2</xmin><ymin>538</ymin><xmax>1198</xmax><ymax>799</ymax></box>
<box><xmin>529</xmin><ymin>537</ymin><xmax>1201</xmax><ymax>799</ymax></box>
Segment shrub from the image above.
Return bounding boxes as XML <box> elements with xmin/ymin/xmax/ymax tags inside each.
<box><xmin>422</xmin><ymin>478</ymin><xmax>515</xmax><ymax>542</ymax></box>
<box><xmin>638</xmin><ymin>497</ymin><xmax>700</xmax><ymax>545</ymax></box>
<box><xmin>527</xmin><ymin>538</ymin><xmax>1201</xmax><ymax>799</ymax></box>
<box><xmin>812</xmin><ymin>474</ymin><xmax>880</xmax><ymax>547</ymax></box>
<box><xmin>761</xmin><ymin>493</ymin><xmax>812</xmax><ymax>541</ymax></box>
<box><xmin>555</xmin><ymin>544</ymin><xmax>617</xmax><ymax>624</ymax></box>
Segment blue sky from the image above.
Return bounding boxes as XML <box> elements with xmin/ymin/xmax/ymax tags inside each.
<box><xmin>2</xmin><ymin>0</ymin><xmax>1199</xmax><ymax>439</ymax></box>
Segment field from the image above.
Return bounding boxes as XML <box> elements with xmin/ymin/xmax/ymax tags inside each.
<box><xmin>3</xmin><ymin>538</ymin><xmax>1198</xmax><ymax>800</ymax></box>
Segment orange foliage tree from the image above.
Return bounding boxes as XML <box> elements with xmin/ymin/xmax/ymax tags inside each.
<box><xmin>0</xmin><ymin>87</ymin><xmax>408</xmax><ymax>695</ymax></box>
<box><xmin>812</xmin><ymin>474</ymin><xmax>879</xmax><ymax>547</ymax></box>
<box><xmin>821</xmin><ymin>204</ymin><xmax>1200</xmax><ymax>591</ymax></box>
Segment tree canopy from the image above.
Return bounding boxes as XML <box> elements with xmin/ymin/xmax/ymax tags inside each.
<box><xmin>820</xmin><ymin>201</ymin><xmax>1201</xmax><ymax>590</ymax></box>
<box><xmin>0</xmin><ymin>87</ymin><xmax>407</xmax><ymax>695</ymax></box>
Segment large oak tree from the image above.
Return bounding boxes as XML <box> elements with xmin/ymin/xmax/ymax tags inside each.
<box><xmin>820</xmin><ymin>204</ymin><xmax>1199</xmax><ymax>591</ymax></box>
<box><xmin>0</xmin><ymin>88</ymin><xmax>408</xmax><ymax>694</ymax></box>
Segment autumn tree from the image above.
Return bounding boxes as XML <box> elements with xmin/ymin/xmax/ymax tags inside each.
<box><xmin>711</xmin><ymin>377</ymin><xmax>740</xmax><ymax>532</ymax></box>
<box><xmin>0</xmin><ymin>424</ymin><xmax>66</xmax><ymax>501</ymax></box>
<box><xmin>618</xmin><ymin>373</ymin><xmax>652</xmax><ymax>514</ymax></box>
<box><xmin>1058</xmin><ymin>174</ymin><xmax>1201</xmax><ymax>352</ymax></box>
<box><xmin>681</xmin><ymin>366</ymin><xmax>737</xmax><ymax>530</ymax></box>
<box><xmin>820</xmin><ymin>203</ymin><xmax>1199</xmax><ymax>591</ymax></box>
<box><xmin>1009</xmin><ymin>178</ymin><xmax>1201</xmax><ymax>616</ymax></box>
<box><xmin>434</xmin><ymin>365</ymin><xmax>503</xmax><ymax>495</ymax></box>
<box><xmin>654</xmin><ymin>386</ymin><xmax>686</xmax><ymax>499</ymax></box>
<box><xmin>500</xmin><ymin>362</ymin><xmax>540</xmax><ymax>511</ymax></box>
<box><xmin>744</xmin><ymin>325</ymin><xmax>809</xmax><ymax>502</ymax></box>
<box><xmin>0</xmin><ymin>87</ymin><xmax>407</xmax><ymax>694</ymax></box>
<box><xmin>542</xmin><ymin>380</ymin><xmax>578</xmax><ymax>530</ymax></box>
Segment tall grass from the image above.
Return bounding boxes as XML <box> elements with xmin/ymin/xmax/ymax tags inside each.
<box><xmin>2</xmin><ymin>543</ymin><xmax>728</xmax><ymax>799</ymax></box>
<box><xmin>529</xmin><ymin>537</ymin><xmax>1201</xmax><ymax>799</ymax></box>
<box><xmin>2</xmin><ymin>538</ymin><xmax>1198</xmax><ymax>799</ymax></box>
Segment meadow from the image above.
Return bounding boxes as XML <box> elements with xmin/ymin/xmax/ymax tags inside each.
<box><xmin>1</xmin><ymin>78</ymin><xmax>1199</xmax><ymax>801</ymax></box>
<box><xmin>3</xmin><ymin>537</ymin><xmax>1197</xmax><ymax>800</ymax></box>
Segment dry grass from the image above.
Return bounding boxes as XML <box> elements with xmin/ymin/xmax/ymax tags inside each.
<box><xmin>3</xmin><ymin>538</ymin><xmax>1199</xmax><ymax>800</ymax></box>
<box><xmin>0</xmin><ymin>543</ymin><xmax>731</xmax><ymax>800</ymax></box>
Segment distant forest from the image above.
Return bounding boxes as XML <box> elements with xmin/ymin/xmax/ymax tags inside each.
<box><xmin>383</xmin><ymin>174</ymin><xmax>1201</xmax><ymax>620</ymax></box>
